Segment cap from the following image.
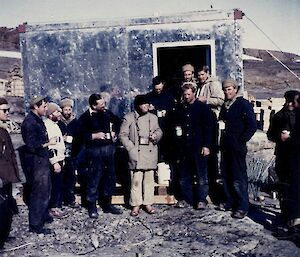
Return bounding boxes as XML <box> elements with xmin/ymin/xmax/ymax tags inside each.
<box><xmin>30</xmin><ymin>95</ymin><xmax>46</xmax><ymax>107</ymax></box>
<box><xmin>182</xmin><ymin>64</ymin><xmax>195</xmax><ymax>73</ymax></box>
<box><xmin>60</xmin><ymin>98</ymin><xmax>74</xmax><ymax>108</ymax></box>
<box><xmin>222</xmin><ymin>79</ymin><xmax>237</xmax><ymax>89</ymax></box>
<box><xmin>46</xmin><ymin>102</ymin><xmax>62</xmax><ymax>116</ymax></box>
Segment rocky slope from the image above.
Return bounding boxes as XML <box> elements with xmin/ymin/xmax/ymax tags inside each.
<box><xmin>243</xmin><ymin>48</ymin><xmax>300</xmax><ymax>99</ymax></box>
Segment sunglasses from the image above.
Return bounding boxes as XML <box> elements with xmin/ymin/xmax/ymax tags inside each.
<box><xmin>0</xmin><ymin>108</ymin><xmax>10</xmax><ymax>113</ymax></box>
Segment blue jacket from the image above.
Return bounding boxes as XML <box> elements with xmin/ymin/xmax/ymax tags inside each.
<box><xmin>21</xmin><ymin>111</ymin><xmax>49</xmax><ymax>158</ymax></box>
<box><xmin>173</xmin><ymin>100</ymin><xmax>214</xmax><ymax>155</ymax></box>
<box><xmin>219</xmin><ymin>97</ymin><xmax>257</xmax><ymax>152</ymax></box>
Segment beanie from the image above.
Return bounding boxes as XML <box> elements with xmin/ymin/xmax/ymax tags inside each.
<box><xmin>46</xmin><ymin>102</ymin><xmax>62</xmax><ymax>116</ymax></box>
<box><xmin>284</xmin><ymin>90</ymin><xmax>300</xmax><ymax>103</ymax></box>
<box><xmin>134</xmin><ymin>94</ymin><xmax>150</xmax><ymax>111</ymax></box>
<box><xmin>222</xmin><ymin>79</ymin><xmax>237</xmax><ymax>89</ymax></box>
<box><xmin>60</xmin><ymin>98</ymin><xmax>74</xmax><ymax>108</ymax></box>
<box><xmin>182</xmin><ymin>64</ymin><xmax>195</xmax><ymax>73</ymax></box>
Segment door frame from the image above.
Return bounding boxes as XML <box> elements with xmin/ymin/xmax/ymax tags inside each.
<box><xmin>152</xmin><ymin>39</ymin><xmax>216</xmax><ymax>77</ymax></box>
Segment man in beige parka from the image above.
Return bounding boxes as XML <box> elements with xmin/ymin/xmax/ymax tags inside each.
<box><xmin>119</xmin><ymin>94</ymin><xmax>162</xmax><ymax>216</ymax></box>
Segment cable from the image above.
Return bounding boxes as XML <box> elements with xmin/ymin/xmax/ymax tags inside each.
<box><xmin>244</xmin><ymin>14</ymin><xmax>291</xmax><ymax>59</ymax></box>
<box><xmin>266</xmin><ymin>50</ymin><xmax>300</xmax><ymax>81</ymax></box>
<box><xmin>244</xmin><ymin>14</ymin><xmax>300</xmax><ymax>81</ymax></box>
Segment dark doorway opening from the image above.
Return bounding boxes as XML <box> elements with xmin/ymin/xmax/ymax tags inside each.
<box><xmin>156</xmin><ymin>44</ymin><xmax>211</xmax><ymax>89</ymax></box>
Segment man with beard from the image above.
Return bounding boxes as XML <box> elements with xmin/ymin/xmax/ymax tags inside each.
<box><xmin>0</xmin><ymin>97</ymin><xmax>20</xmax><ymax>249</ymax></box>
<box><xmin>173</xmin><ymin>64</ymin><xmax>197</xmax><ymax>103</ymax></box>
<box><xmin>182</xmin><ymin>64</ymin><xmax>197</xmax><ymax>83</ymax></box>
<box><xmin>77</xmin><ymin>93</ymin><xmax>122</xmax><ymax>218</ymax></box>
<box><xmin>44</xmin><ymin>102</ymin><xmax>67</xmax><ymax>219</ymax></box>
<box><xmin>58</xmin><ymin>98</ymin><xmax>78</xmax><ymax>208</ymax></box>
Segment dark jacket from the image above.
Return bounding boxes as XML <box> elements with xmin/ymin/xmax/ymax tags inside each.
<box><xmin>171</xmin><ymin>100</ymin><xmax>213</xmax><ymax>155</ymax></box>
<box><xmin>219</xmin><ymin>97</ymin><xmax>257</xmax><ymax>152</ymax></box>
<box><xmin>21</xmin><ymin>111</ymin><xmax>49</xmax><ymax>158</ymax></box>
<box><xmin>147</xmin><ymin>90</ymin><xmax>175</xmax><ymax>130</ymax></box>
<box><xmin>58</xmin><ymin>115</ymin><xmax>78</xmax><ymax>158</ymax></box>
<box><xmin>0</xmin><ymin>127</ymin><xmax>20</xmax><ymax>185</ymax></box>
<box><xmin>282</xmin><ymin>107</ymin><xmax>300</xmax><ymax>221</ymax></box>
<box><xmin>75</xmin><ymin>109</ymin><xmax>121</xmax><ymax>150</ymax></box>
<box><xmin>267</xmin><ymin>107</ymin><xmax>296</xmax><ymax>156</ymax></box>
<box><xmin>58</xmin><ymin>116</ymin><xmax>78</xmax><ymax>137</ymax></box>
<box><xmin>147</xmin><ymin>90</ymin><xmax>175</xmax><ymax>114</ymax></box>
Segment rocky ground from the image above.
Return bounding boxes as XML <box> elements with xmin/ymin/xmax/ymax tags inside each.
<box><xmin>1</xmin><ymin>200</ymin><xmax>300</xmax><ymax>257</ymax></box>
<box><xmin>2</xmin><ymin>129</ymin><xmax>298</xmax><ymax>257</ymax></box>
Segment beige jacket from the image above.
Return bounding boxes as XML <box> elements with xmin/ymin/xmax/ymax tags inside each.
<box><xmin>119</xmin><ymin>111</ymin><xmax>162</xmax><ymax>170</ymax></box>
<box><xmin>196</xmin><ymin>77</ymin><xmax>225</xmax><ymax>116</ymax></box>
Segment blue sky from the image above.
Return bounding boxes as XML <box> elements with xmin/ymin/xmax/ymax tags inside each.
<box><xmin>1</xmin><ymin>0</ymin><xmax>299</xmax><ymax>55</ymax></box>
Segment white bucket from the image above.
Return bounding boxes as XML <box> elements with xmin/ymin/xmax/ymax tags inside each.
<box><xmin>157</xmin><ymin>162</ymin><xmax>171</xmax><ymax>185</ymax></box>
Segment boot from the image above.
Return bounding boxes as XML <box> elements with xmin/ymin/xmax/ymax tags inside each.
<box><xmin>100</xmin><ymin>196</ymin><xmax>123</xmax><ymax>215</ymax></box>
<box><xmin>88</xmin><ymin>201</ymin><xmax>98</xmax><ymax>219</ymax></box>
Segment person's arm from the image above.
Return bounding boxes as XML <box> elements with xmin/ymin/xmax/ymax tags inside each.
<box><xmin>22</xmin><ymin>119</ymin><xmax>55</xmax><ymax>153</ymax></box>
<box><xmin>206</xmin><ymin>81</ymin><xmax>225</xmax><ymax>108</ymax></box>
<box><xmin>119</xmin><ymin>114</ymin><xmax>135</xmax><ymax>151</ymax></box>
<box><xmin>267</xmin><ymin>113</ymin><xmax>282</xmax><ymax>143</ymax></box>
<box><xmin>150</xmin><ymin>115</ymin><xmax>163</xmax><ymax>144</ymax></box>
<box><xmin>241</xmin><ymin>100</ymin><xmax>257</xmax><ymax>142</ymax></box>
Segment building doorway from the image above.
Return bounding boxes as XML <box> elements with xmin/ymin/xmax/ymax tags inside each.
<box><xmin>153</xmin><ymin>40</ymin><xmax>216</xmax><ymax>89</ymax></box>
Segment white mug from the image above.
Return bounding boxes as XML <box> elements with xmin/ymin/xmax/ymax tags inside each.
<box><xmin>65</xmin><ymin>135</ymin><xmax>73</xmax><ymax>143</ymax></box>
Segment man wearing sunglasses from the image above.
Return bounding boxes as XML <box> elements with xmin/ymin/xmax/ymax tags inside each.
<box><xmin>0</xmin><ymin>97</ymin><xmax>20</xmax><ymax>249</ymax></box>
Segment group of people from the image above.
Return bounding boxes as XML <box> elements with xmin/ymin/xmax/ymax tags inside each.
<box><xmin>147</xmin><ymin>64</ymin><xmax>257</xmax><ymax>220</ymax></box>
<box><xmin>4</xmin><ymin>62</ymin><xmax>286</xmax><ymax>249</ymax></box>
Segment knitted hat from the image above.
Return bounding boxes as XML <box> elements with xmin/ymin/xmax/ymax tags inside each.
<box><xmin>182</xmin><ymin>64</ymin><xmax>195</xmax><ymax>73</ymax></box>
<box><xmin>284</xmin><ymin>90</ymin><xmax>300</xmax><ymax>103</ymax></box>
<box><xmin>134</xmin><ymin>94</ymin><xmax>149</xmax><ymax>110</ymax></box>
<box><xmin>222</xmin><ymin>79</ymin><xmax>237</xmax><ymax>89</ymax></box>
<box><xmin>30</xmin><ymin>95</ymin><xmax>46</xmax><ymax>107</ymax></box>
<box><xmin>60</xmin><ymin>98</ymin><xmax>74</xmax><ymax>108</ymax></box>
<box><xmin>46</xmin><ymin>102</ymin><xmax>62</xmax><ymax>116</ymax></box>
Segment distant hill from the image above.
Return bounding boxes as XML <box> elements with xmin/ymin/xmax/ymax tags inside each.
<box><xmin>0</xmin><ymin>27</ymin><xmax>20</xmax><ymax>51</ymax></box>
<box><xmin>0</xmin><ymin>27</ymin><xmax>299</xmax><ymax>99</ymax></box>
<box><xmin>243</xmin><ymin>48</ymin><xmax>300</xmax><ymax>99</ymax></box>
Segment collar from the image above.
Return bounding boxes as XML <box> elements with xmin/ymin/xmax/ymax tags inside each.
<box><xmin>0</xmin><ymin>120</ymin><xmax>8</xmax><ymax>130</ymax></box>
<box><xmin>224</xmin><ymin>96</ymin><xmax>238</xmax><ymax>109</ymax></box>
<box><xmin>134</xmin><ymin>110</ymin><xmax>149</xmax><ymax>118</ymax></box>
<box><xmin>89</xmin><ymin>107</ymin><xmax>97</xmax><ymax>116</ymax></box>
<box><xmin>61</xmin><ymin>113</ymin><xmax>76</xmax><ymax>124</ymax></box>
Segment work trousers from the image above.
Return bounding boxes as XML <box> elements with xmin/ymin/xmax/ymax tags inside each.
<box><xmin>86</xmin><ymin>144</ymin><xmax>116</xmax><ymax>203</ymax></box>
<box><xmin>49</xmin><ymin>161</ymin><xmax>64</xmax><ymax>208</ymax></box>
<box><xmin>222</xmin><ymin>149</ymin><xmax>249</xmax><ymax>212</ymax></box>
<box><xmin>62</xmin><ymin>157</ymin><xmax>76</xmax><ymax>205</ymax></box>
<box><xmin>29</xmin><ymin>155</ymin><xmax>51</xmax><ymax>228</ymax></box>
<box><xmin>178</xmin><ymin>153</ymin><xmax>209</xmax><ymax>205</ymax></box>
<box><xmin>130</xmin><ymin>170</ymin><xmax>154</xmax><ymax>207</ymax></box>
<box><xmin>0</xmin><ymin>184</ymin><xmax>13</xmax><ymax>249</ymax></box>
